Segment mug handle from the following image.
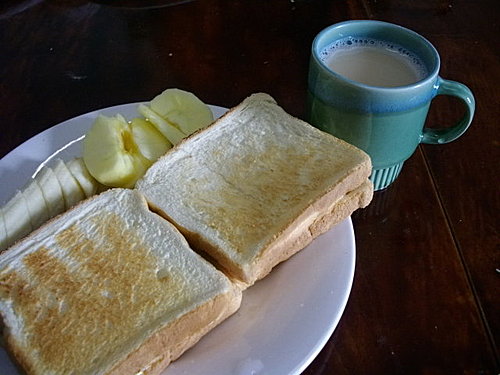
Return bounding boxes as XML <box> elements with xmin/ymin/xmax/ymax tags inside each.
<box><xmin>421</xmin><ymin>77</ymin><xmax>475</xmax><ymax>144</ymax></box>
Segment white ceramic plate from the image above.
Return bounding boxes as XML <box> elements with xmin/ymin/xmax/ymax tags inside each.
<box><xmin>0</xmin><ymin>103</ymin><xmax>356</xmax><ymax>375</ymax></box>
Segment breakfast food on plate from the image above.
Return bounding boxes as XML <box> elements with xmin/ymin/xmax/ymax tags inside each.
<box><xmin>129</xmin><ymin>118</ymin><xmax>172</xmax><ymax>163</ymax></box>
<box><xmin>66</xmin><ymin>157</ymin><xmax>101</xmax><ymax>198</ymax></box>
<box><xmin>0</xmin><ymin>211</ymin><xmax>7</xmax><ymax>251</ymax></box>
<box><xmin>138</xmin><ymin>88</ymin><xmax>214</xmax><ymax>145</ymax></box>
<box><xmin>138</xmin><ymin>104</ymin><xmax>186</xmax><ymax>145</ymax></box>
<box><xmin>84</xmin><ymin>88</ymin><xmax>213</xmax><ymax>188</ymax></box>
<box><xmin>0</xmin><ymin>88</ymin><xmax>213</xmax><ymax>252</ymax></box>
<box><xmin>2</xmin><ymin>178</ymin><xmax>51</xmax><ymax>251</ymax></box>
<box><xmin>35</xmin><ymin>165</ymin><xmax>65</xmax><ymax>217</ymax></box>
<box><xmin>52</xmin><ymin>158</ymin><xmax>86</xmax><ymax>209</ymax></box>
<box><xmin>22</xmin><ymin>179</ymin><xmax>50</xmax><ymax>229</ymax></box>
<box><xmin>1</xmin><ymin>191</ymin><xmax>33</xmax><ymax>252</ymax></box>
<box><xmin>0</xmin><ymin>90</ymin><xmax>373</xmax><ymax>374</ymax></box>
<box><xmin>0</xmin><ymin>158</ymin><xmax>102</xmax><ymax>253</ymax></box>
<box><xmin>136</xmin><ymin>93</ymin><xmax>373</xmax><ymax>286</ymax></box>
<box><xmin>83</xmin><ymin>114</ymin><xmax>171</xmax><ymax>188</ymax></box>
<box><xmin>148</xmin><ymin>88</ymin><xmax>215</xmax><ymax>136</ymax></box>
<box><xmin>0</xmin><ymin>188</ymin><xmax>242</xmax><ymax>375</ymax></box>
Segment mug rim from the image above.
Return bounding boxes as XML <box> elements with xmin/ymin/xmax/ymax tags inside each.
<box><xmin>312</xmin><ymin>20</ymin><xmax>440</xmax><ymax>92</ymax></box>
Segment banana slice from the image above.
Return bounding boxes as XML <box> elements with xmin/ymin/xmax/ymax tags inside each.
<box><xmin>137</xmin><ymin>104</ymin><xmax>186</xmax><ymax>145</ymax></box>
<box><xmin>35</xmin><ymin>165</ymin><xmax>65</xmax><ymax>218</ymax></box>
<box><xmin>150</xmin><ymin>88</ymin><xmax>214</xmax><ymax>135</ymax></box>
<box><xmin>83</xmin><ymin>114</ymin><xmax>152</xmax><ymax>188</ymax></box>
<box><xmin>66</xmin><ymin>158</ymin><xmax>100</xmax><ymax>198</ymax></box>
<box><xmin>22</xmin><ymin>179</ymin><xmax>50</xmax><ymax>229</ymax></box>
<box><xmin>0</xmin><ymin>208</ymin><xmax>8</xmax><ymax>252</ymax></box>
<box><xmin>2</xmin><ymin>190</ymin><xmax>32</xmax><ymax>249</ymax></box>
<box><xmin>53</xmin><ymin>158</ymin><xmax>86</xmax><ymax>209</ymax></box>
<box><xmin>130</xmin><ymin>117</ymin><xmax>172</xmax><ymax>163</ymax></box>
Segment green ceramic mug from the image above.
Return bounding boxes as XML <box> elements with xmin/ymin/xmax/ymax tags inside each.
<box><xmin>307</xmin><ymin>20</ymin><xmax>475</xmax><ymax>191</ymax></box>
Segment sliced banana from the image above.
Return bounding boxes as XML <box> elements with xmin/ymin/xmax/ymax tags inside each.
<box><xmin>66</xmin><ymin>158</ymin><xmax>100</xmax><ymax>198</ymax></box>
<box><xmin>2</xmin><ymin>191</ymin><xmax>32</xmax><ymax>250</ymax></box>
<box><xmin>137</xmin><ymin>104</ymin><xmax>186</xmax><ymax>145</ymax></box>
<box><xmin>22</xmin><ymin>179</ymin><xmax>50</xmax><ymax>229</ymax></box>
<box><xmin>53</xmin><ymin>158</ymin><xmax>85</xmax><ymax>209</ymax></box>
<box><xmin>83</xmin><ymin>114</ymin><xmax>152</xmax><ymax>188</ymax></box>
<box><xmin>0</xmin><ymin>208</ymin><xmax>8</xmax><ymax>252</ymax></box>
<box><xmin>35</xmin><ymin>165</ymin><xmax>65</xmax><ymax>218</ymax></box>
<box><xmin>150</xmin><ymin>88</ymin><xmax>214</xmax><ymax>135</ymax></box>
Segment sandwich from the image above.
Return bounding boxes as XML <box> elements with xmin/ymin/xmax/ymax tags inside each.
<box><xmin>0</xmin><ymin>188</ymin><xmax>242</xmax><ymax>375</ymax></box>
<box><xmin>136</xmin><ymin>93</ymin><xmax>372</xmax><ymax>286</ymax></box>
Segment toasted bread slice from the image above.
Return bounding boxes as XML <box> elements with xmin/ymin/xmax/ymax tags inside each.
<box><xmin>136</xmin><ymin>93</ymin><xmax>372</xmax><ymax>286</ymax></box>
<box><xmin>0</xmin><ymin>188</ymin><xmax>241</xmax><ymax>375</ymax></box>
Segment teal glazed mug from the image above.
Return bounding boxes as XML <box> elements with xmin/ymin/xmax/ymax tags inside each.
<box><xmin>307</xmin><ymin>20</ymin><xmax>475</xmax><ymax>191</ymax></box>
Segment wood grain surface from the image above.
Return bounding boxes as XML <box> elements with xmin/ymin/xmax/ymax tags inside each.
<box><xmin>0</xmin><ymin>0</ymin><xmax>498</xmax><ymax>374</ymax></box>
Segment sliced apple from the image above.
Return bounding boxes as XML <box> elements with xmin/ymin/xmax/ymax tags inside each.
<box><xmin>66</xmin><ymin>158</ymin><xmax>101</xmax><ymax>198</ymax></box>
<box><xmin>137</xmin><ymin>104</ymin><xmax>186</xmax><ymax>145</ymax></box>
<box><xmin>150</xmin><ymin>88</ymin><xmax>214</xmax><ymax>135</ymax></box>
<box><xmin>22</xmin><ymin>179</ymin><xmax>50</xmax><ymax>229</ymax></box>
<box><xmin>129</xmin><ymin>117</ymin><xmax>172</xmax><ymax>163</ymax></box>
<box><xmin>35</xmin><ymin>165</ymin><xmax>65</xmax><ymax>218</ymax></box>
<box><xmin>83</xmin><ymin>114</ymin><xmax>152</xmax><ymax>188</ymax></box>
<box><xmin>53</xmin><ymin>158</ymin><xmax>86</xmax><ymax>209</ymax></box>
<box><xmin>2</xmin><ymin>190</ymin><xmax>32</xmax><ymax>250</ymax></box>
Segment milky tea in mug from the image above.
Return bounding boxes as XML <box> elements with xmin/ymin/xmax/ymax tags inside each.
<box><xmin>307</xmin><ymin>21</ymin><xmax>475</xmax><ymax>191</ymax></box>
<box><xmin>321</xmin><ymin>38</ymin><xmax>428</xmax><ymax>88</ymax></box>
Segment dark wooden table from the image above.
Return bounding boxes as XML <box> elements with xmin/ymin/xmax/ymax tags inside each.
<box><xmin>0</xmin><ymin>0</ymin><xmax>498</xmax><ymax>374</ymax></box>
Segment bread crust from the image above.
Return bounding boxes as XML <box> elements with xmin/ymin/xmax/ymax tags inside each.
<box><xmin>2</xmin><ymin>286</ymin><xmax>241</xmax><ymax>375</ymax></box>
<box><xmin>253</xmin><ymin>179</ymin><xmax>373</xmax><ymax>284</ymax></box>
<box><xmin>106</xmin><ymin>284</ymin><xmax>241</xmax><ymax>375</ymax></box>
<box><xmin>149</xmin><ymin>179</ymin><xmax>372</xmax><ymax>289</ymax></box>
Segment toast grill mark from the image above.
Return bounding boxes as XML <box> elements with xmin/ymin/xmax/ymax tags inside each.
<box><xmin>0</xmin><ymin>213</ymin><xmax>189</xmax><ymax>373</ymax></box>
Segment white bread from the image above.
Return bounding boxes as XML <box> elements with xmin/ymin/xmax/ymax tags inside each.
<box><xmin>308</xmin><ymin>180</ymin><xmax>372</xmax><ymax>236</ymax></box>
<box><xmin>250</xmin><ymin>179</ymin><xmax>372</xmax><ymax>285</ymax></box>
<box><xmin>136</xmin><ymin>93</ymin><xmax>372</xmax><ymax>285</ymax></box>
<box><xmin>0</xmin><ymin>188</ymin><xmax>242</xmax><ymax>375</ymax></box>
